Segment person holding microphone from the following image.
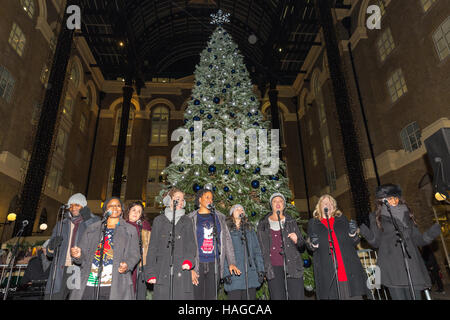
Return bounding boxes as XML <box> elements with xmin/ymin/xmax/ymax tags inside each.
<box><xmin>306</xmin><ymin>194</ymin><xmax>368</xmax><ymax>300</ymax></box>
<box><xmin>69</xmin><ymin>197</ymin><xmax>140</xmax><ymax>300</ymax></box>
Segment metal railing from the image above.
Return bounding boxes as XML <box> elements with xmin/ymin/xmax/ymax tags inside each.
<box><xmin>357</xmin><ymin>249</ymin><xmax>389</xmax><ymax>300</ymax></box>
<box><xmin>0</xmin><ymin>264</ymin><xmax>27</xmax><ymax>296</ymax></box>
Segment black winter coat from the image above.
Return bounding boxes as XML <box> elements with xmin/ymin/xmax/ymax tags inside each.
<box><xmin>360</xmin><ymin>212</ymin><xmax>437</xmax><ymax>290</ymax></box>
<box><xmin>307</xmin><ymin>216</ymin><xmax>368</xmax><ymax>299</ymax></box>
<box><xmin>257</xmin><ymin>212</ymin><xmax>305</xmax><ymax>280</ymax></box>
<box><xmin>145</xmin><ymin>214</ymin><xmax>196</xmax><ymax>300</ymax></box>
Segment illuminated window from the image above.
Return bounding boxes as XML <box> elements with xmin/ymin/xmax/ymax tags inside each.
<box><xmin>433</xmin><ymin>16</ymin><xmax>450</xmax><ymax>61</ymax></box>
<box><xmin>420</xmin><ymin>0</ymin><xmax>437</xmax><ymax>12</ymax></box>
<box><xmin>400</xmin><ymin>122</ymin><xmax>422</xmax><ymax>152</ymax></box>
<box><xmin>387</xmin><ymin>69</ymin><xmax>408</xmax><ymax>103</ymax></box>
<box><xmin>113</xmin><ymin>106</ymin><xmax>134</xmax><ymax>145</ymax></box>
<box><xmin>150</xmin><ymin>105</ymin><xmax>169</xmax><ymax>144</ymax></box>
<box><xmin>0</xmin><ymin>66</ymin><xmax>15</xmax><ymax>102</ymax></box>
<box><xmin>20</xmin><ymin>0</ymin><xmax>35</xmax><ymax>18</ymax></box>
<box><xmin>8</xmin><ymin>23</ymin><xmax>26</xmax><ymax>57</ymax></box>
<box><xmin>377</xmin><ymin>28</ymin><xmax>395</xmax><ymax>62</ymax></box>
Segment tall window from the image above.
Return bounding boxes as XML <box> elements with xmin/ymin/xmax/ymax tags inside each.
<box><xmin>62</xmin><ymin>94</ymin><xmax>74</xmax><ymax>120</ymax></box>
<box><xmin>20</xmin><ymin>0</ymin><xmax>35</xmax><ymax>18</ymax></box>
<box><xmin>0</xmin><ymin>66</ymin><xmax>15</xmax><ymax>102</ymax></box>
<box><xmin>420</xmin><ymin>0</ymin><xmax>436</xmax><ymax>12</ymax></box>
<box><xmin>150</xmin><ymin>105</ymin><xmax>169</xmax><ymax>144</ymax></box>
<box><xmin>433</xmin><ymin>16</ymin><xmax>450</xmax><ymax>61</ymax></box>
<box><xmin>147</xmin><ymin>156</ymin><xmax>166</xmax><ymax>207</ymax></box>
<box><xmin>264</xmin><ymin>107</ymin><xmax>285</xmax><ymax>145</ymax></box>
<box><xmin>8</xmin><ymin>23</ymin><xmax>26</xmax><ymax>57</ymax></box>
<box><xmin>400</xmin><ymin>122</ymin><xmax>422</xmax><ymax>152</ymax></box>
<box><xmin>107</xmin><ymin>157</ymin><xmax>129</xmax><ymax>200</ymax></box>
<box><xmin>69</xmin><ymin>61</ymin><xmax>80</xmax><ymax>89</ymax></box>
<box><xmin>113</xmin><ymin>107</ymin><xmax>134</xmax><ymax>145</ymax></box>
<box><xmin>47</xmin><ymin>164</ymin><xmax>62</xmax><ymax>191</ymax></box>
<box><xmin>387</xmin><ymin>69</ymin><xmax>408</xmax><ymax>103</ymax></box>
<box><xmin>377</xmin><ymin>28</ymin><xmax>395</xmax><ymax>62</ymax></box>
<box><xmin>55</xmin><ymin>127</ymin><xmax>69</xmax><ymax>158</ymax></box>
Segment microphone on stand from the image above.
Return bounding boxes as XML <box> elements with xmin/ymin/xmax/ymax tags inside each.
<box><xmin>173</xmin><ymin>200</ymin><xmax>178</xmax><ymax>210</ymax></box>
<box><xmin>22</xmin><ymin>220</ymin><xmax>29</xmax><ymax>227</ymax></box>
<box><xmin>382</xmin><ymin>198</ymin><xmax>390</xmax><ymax>206</ymax></box>
<box><xmin>324</xmin><ymin>207</ymin><xmax>329</xmax><ymax>218</ymax></box>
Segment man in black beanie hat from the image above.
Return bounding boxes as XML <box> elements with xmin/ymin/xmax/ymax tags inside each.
<box><xmin>358</xmin><ymin>183</ymin><xmax>442</xmax><ymax>300</ymax></box>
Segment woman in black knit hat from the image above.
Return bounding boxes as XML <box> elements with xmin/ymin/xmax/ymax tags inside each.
<box><xmin>359</xmin><ymin>184</ymin><xmax>442</xmax><ymax>300</ymax></box>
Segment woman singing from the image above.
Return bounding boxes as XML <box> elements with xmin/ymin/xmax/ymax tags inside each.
<box><xmin>359</xmin><ymin>184</ymin><xmax>441</xmax><ymax>300</ymax></box>
<box><xmin>307</xmin><ymin>194</ymin><xmax>368</xmax><ymax>300</ymax></box>
<box><xmin>145</xmin><ymin>188</ymin><xmax>196</xmax><ymax>300</ymax></box>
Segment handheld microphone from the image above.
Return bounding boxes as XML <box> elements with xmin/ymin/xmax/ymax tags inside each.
<box><xmin>324</xmin><ymin>207</ymin><xmax>329</xmax><ymax>217</ymax></box>
<box><xmin>382</xmin><ymin>198</ymin><xmax>389</xmax><ymax>206</ymax></box>
<box><xmin>173</xmin><ymin>199</ymin><xmax>178</xmax><ymax>208</ymax></box>
<box><xmin>207</xmin><ymin>203</ymin><xmax>215</xmax><ymax>210</ymax></box>
<box><xmin>22</xmin><ymin>220</ymin><xmax>29</xmax><ymax>227</ymax></box>
<box><xmin>136</xmin><ymin>219</ymin><xmax>142</xmax><ymax>227</ymax></box>
<box><xmin>102</xmin><ymin>210</ymin><xmax>112</xmax><ymax>222</ymax></box>
<box><xmin>239</xmin><ymin>213</ymin><xmax>245</xmax><ymax>219</ymax></box>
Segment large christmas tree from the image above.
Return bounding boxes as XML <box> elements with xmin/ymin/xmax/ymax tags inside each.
<box><xmin>159</xmin><ymin>10</ymin><xmax>314</xmax><ymax>296</ymax></box>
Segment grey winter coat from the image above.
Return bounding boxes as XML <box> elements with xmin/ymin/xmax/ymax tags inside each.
<box><xmin>223</xmin><ymin>223</ymin><xmax>265</xmax><ymax>292</ymax></box>
<box><xmin>69</xmin><ymin>217</ymin><xmax>140</xmax><ymax>300</ymax></box>
<box><xmin>257</xmin><ymin>212</ymin><xmax>305</xmax><ymax>280</ymax></box>
<box><xmin>145</xmin><ymin>214</ymin><xmax>197</xmax><ymax>300</ymax></box>
<box><xmin>188</xmin><ymin>209</ymin><xmax>236</xmax><ymax>278</ymax></box>
<box><xmin>307</xmin><ymin>216</ymin><xmax>368</xmax><ymax>299</ymax></box>
<box><xmin>45</xmin><ymin>210</ymin><xmax>99</xmax><ymax>295</ymax></box>
<box><xmin>360</xmin><ymin>212</ymin><xmax>440</xmax><ymax>290</ymax></box>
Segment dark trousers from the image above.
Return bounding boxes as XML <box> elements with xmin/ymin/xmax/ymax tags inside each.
<box><xmin>81</xmin><ymin>285</ymin><xmax>111</xmax><ymax>300</ymax></box>
<box><xmin>388</xmin><ymin>287</ymin><xmax>423</xmax><ymax>300</ymax></box>
<box><xmin>429</xmin><ymin>269</ymin><xmax>444</xmax><ymax>291</ymax></box>
<box><xmin>268</xmin><ymin>266</ymin><xmax>304</xmax><ymax>300</ymax></box>
<box><xmin>337</xmin><ymin>281</ymin><xmax>363</xmax><ymax>300</ymax></box>
<box><xmin>227</xmin><ymin>288</ymin><xmax>256</xmax><ymax>300</ymax></box>
<box><xmin>44</xmin><ymin>266</ymin><xmax>71</xmax><ymax>300</ymax></box>
<box><xmin>194</xmin><ymin>262</ymin><xmax>218</xmax><ymax>300</ymax></box>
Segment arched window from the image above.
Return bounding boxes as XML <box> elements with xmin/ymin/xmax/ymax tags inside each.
<box><xmin>147</xmin><ymin>156</ymin><xmax>166</xmax><ymax>207</ymax></box>
<box><xmin>69</xmin><ymin>61</ymin><xmax>80</xmax><ymax>89</ymax></box>
<box><xmin>107</xmin><ymin>157</ymin><xmax>129</xmax><ymax>200</ymax></box>
<box><xmin>20</xmin><ymin>0</ymin><xmax>35</xmax><ymax>18</ymax></box>
<box><xmin>8</xmin><ymin>23</ymin><xmax>26</xmax><ymax>57</ymax></box>
<box><xmin>150</xmin><ymin>105</ymin><xmax>169</xmax><ymax>144</ymax></box>
<box><xmin>400</xmin><ymin>122</ymin><xmax>422</xmax><ymax>152</ymax></box>
<box><xmin>0</xmin><ymin>65</ymin><xmax>16</xmax><ymax>102</ymax></box>
<box><xmin>113</xmin><ymin>106</ymin><xmax>134</xmax><ymax>145</ymax></box>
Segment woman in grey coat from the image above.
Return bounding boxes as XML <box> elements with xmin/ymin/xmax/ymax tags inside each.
<box><xmin>223</xmin><ymin>204</ymin><xmax>265</xmax><ymax>300</ymax></box>
<box><xmin>145</xmin><ymin>188</ymin><xmax>197</xmax><ymax>300</ymax></box>
<box><xmin>359</xmin><ymin>184</ymin><xmax>441</xmax><ymax>300</ymax></box>
<box><xmin>69</xmin><ymin>197</ymin><xmax>140</xmax><ymax>300</ymax></box>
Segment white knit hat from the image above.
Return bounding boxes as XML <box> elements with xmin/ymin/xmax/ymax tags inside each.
<box><xmin>269</xmin><ymin>192</ymin><xmax>286</xmax><ymax>208</ymax></box>
<box><xmin>229</xmin><ymin>204</ymin><xmax>245</xmax><ymax>216</ymax></box>
<box><xmin>67</xmin><ymin>193</ymin><xmax>87</xmax><ymax>208</ymax></box>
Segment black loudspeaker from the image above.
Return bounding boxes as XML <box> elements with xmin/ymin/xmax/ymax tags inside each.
<box><xmin>424</xmin><ymin>128</ymin><xmax>450</xmax><ymax>195</ymax></box>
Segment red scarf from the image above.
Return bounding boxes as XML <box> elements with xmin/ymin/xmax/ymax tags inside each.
<box><xmin>320</xmin><ymin>217</ymin><xmax>347</xmax><ymax>282</ymax></box>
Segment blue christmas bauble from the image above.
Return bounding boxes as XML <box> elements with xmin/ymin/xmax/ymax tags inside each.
<box><xmin>231</xmin><ymin>69</ymin><xmax>236</xmax><ymax>73</ymax></box>
<box><xmin>189</xmin><ymin>127</ymin><xmax>194</xmax><ymax>132</ymax></box>
<box><xmin>200</xmin><ymin>109</ymin><xmax>204</xmax><ymax>114</ymax></box>
<box><xmin>212</xmin><ymin>186</ymin><xmax>216</xmax><ymax>192</ymax></box>
<box><xmin>261</xmin><ymin>187</ymin><xmax>266</xmax><ymax>192</ymax></box>
<box><xmin>254</xmin><ymin>111</ymin><xmax>259</xmax><ymax>115</ymax></box>
<box><xmin>230</xmin><ymin>113</ymin><xmax>235</xmax><ymax>118</ymax></box>
<box><xmin>253</xmin><ymin>122</ymin><xmax>259</xmax><ymax>126</ymax></box>
<box><xmin>196</xmin><ymin>81</ymin><xmax>201</xmax><ymax>86</ymax></box>
<box><xmin>179</xmin><ymin>167</ymin><xmax>184</xmax><ymax>172</ymax></box>
<box><xmin>228</xmin><ymin>195</ymin><xmax>233</xmax><ymax>200</ymax></box>
<box><xmin>193</xmin><ymin>116</ymin><xmax>200</xmax><ymax>121</ymax></box>
<box><xmin>208</xmin><ymin>165</ymin><xmax>216</xmax><ymax>173</ymax></box>
<box><xmin>193</xmin><ymin>183</ymin><xmax>202</xmax><ymax>192</ymax></box>
<box><xmin>274</xmin><ymin>176</ymin><xmax>279</xmax><ymax>181</ymax></box>
<box><xmin>222</xmin><ymin>89</ymin><xmax>227</xmax><ymax>93</ymax></box>
<box><xmin>234</xmin><ymin>169</ymin><xmax>240</xmax><ymax>174</ymax></box>
<box><xmin>224</xmin><ymin>169</ymin><xmax>229</xmax><ymax>175</ymax></box>
<box><xmin>224</xmin><ymin>186</ymin><xmax>230</xmax><ymax>192</ymax></box>
<box><xmin>226</xmin><ymin>84</ymin><xmax>231</xmax><ymax>88</ymax></box>
<box><xmin>209</xmin><ymin>64</ymin><xmax>213</xmax><ymax>69</ymax></box>
<box><xmin>215</xmin><ymin>109</ymin><xmax>219</xmax><ymax>114</ymax></box>
<box><xmin>251</xmin><ymin>97</ymin><xmax>256</xmax><ymax>101</ymax></box>
<box><xmin>245</xmin><ymin>149</ymin><xmax>249</xmax><ymax>154</ymax></box>
<box><xmin>213</xmin><ymin>97</ymin><xmax>220</xmax><ymax>104</ymax></box>
<box><xmin>194</xmin><ymin>99</ymin><xmax>200</xmax><ymax>105</ymax></box>
<box><xmin>303</xmin><ymin>258</ymin><xmax>311</xmax><ymax>268</ymax></box>
<box><xmin>214</xmin><ymin>55</ymin><xmax>218</xmax><ymax>60</ymax></box>
<box><xmin>207</xmin><ymin>48</ymin><xmax>212</xmax><ymax>52</ymax></box>
<box><xmin>251</xmin><ymin>211</ymin><xmax>257</xmax><ymax>217</ymax></box>
<box><xmin>202</xmin><ymin>131</ymin><xmax>206</xmax><ymax>136</ymax></box>
<box><xmin>207</xmin><ymin>114</ymin><xmax>212</xmax><ymax>119</ymax></box>
<box><xmin>210</xmin><ymin>84</ymin><xmax>214</xmax><ymax>88</ymax></box>
<box><xmin>247</xmin><ymin>112</ymin><xmax>252</xmax><ymax>117</ymax></box>
<box><xmin>254</xmin><ymin>167</ymin><xmax>261</xmax><ymax>174</ymax></box>
<box><xmin>184</xmin><ymin>119</ymin><xmax>188</xmax><ymax>124</ymax></box>
<box><xmin>236</xmin><ymin>82</ymin><xmax>241</xmax><ymax>87</ymax></box>
<box><xmin>251</xmin><ymin>180</ymin><xmax>260</xmax><ymax>189</ymax></box>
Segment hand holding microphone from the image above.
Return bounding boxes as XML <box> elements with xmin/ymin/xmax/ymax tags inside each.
<box><xmin>309</xmin><ymin>233</ymin><xmax>320</xmax><ymax>249</ymax></box>
<box><xmin>349</xmin><ymin>220</ymin><xmax>358</xmax><ymax>237</ymax></box>
<box><xmin>118</xmin><ymin>262</ymin><xmax>128</xmax><ymax>274</ymax></box>
<box><xmin>70</xmin><ymin>246</ymin><xmax>81</xmax><ymax>259</ymax></box>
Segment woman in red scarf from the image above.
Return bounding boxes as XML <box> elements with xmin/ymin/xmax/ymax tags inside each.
<box><xmin>307</xmin><ymin>194</ymin><xmax>368</xmax><ymax>300</ymax></box>
<box><xmin>124</xmin><ymin>201</ymin><xmax>151</xmax><ymax>300</ymax></box>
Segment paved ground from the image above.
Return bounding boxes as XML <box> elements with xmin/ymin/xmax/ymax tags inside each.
<box><xmin>429</xmin><ymin>283</ymin><xmax>450</xmax><ymax>300</ymax></box>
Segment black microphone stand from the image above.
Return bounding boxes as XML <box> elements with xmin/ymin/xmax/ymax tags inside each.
<box><xmin>209</xmin><ymin>204</ymin><xmax>220</xmax><ymax>300</ymax></box>
<box><xmin>136</xmin><ymin>220</ymin><xmax>144</xmax><ymax>300</ymax></box>
<box><xmin>49</xmin><ymin>204</ymin><xmax>66</xmax><ymax>300</ymax></box>
<box><xmin>240</xmin><ymin>216</ymin><xmax>252</xmax><ymax>300</ymax></box>
<box><xmin>384</xmin><ymin>200</ymin><xmax>416</xmax><ymax>300</ymax></box>
<box><xmin>324</xmin><ymin>208</ymin><xmax>341</xmax><ymax>300</ymax></box>
<box><xmin>95</xmin><ymin>213</ymin><xmax>109</xmax><ymax>300</ymax></box>
<box><xmin>167</xmin><ymin>200</ymin><xmax>178</xmax><ymax>300</ymax></box>
<box><xmin>2</xmin><ymin>221</ymin><xmax>27</xmax><ymax>300</ymax></box>
<box><xmin>276</xmin><ymin>210</ymin><xmax>289</xmax><ymax>300</ymax></box>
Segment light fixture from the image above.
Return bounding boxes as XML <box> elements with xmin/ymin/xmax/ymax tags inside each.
<box><xmin>7</xmin><ymin>213</ymin><xmax>16</xmax><ymax>222</ymax></box>
<box><xmin>278</xmin><ymin>48</ymin><xmax>283</xmax><ymax>52</ymax></box>
<box><xmin>39</xmin><ymin>223</ymin><xmax>48</xmax><ymax>231</ymax></box>
<box><xmin>119</xmin><ymin>41</ymin><xmax>125</xmax><ymax>47</ymax></box>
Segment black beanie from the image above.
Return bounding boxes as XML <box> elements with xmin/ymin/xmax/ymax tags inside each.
<box><xmin>375</xmin><ymin>184</ymin><xmax>402</xmax><ymax>199</ymax></box>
